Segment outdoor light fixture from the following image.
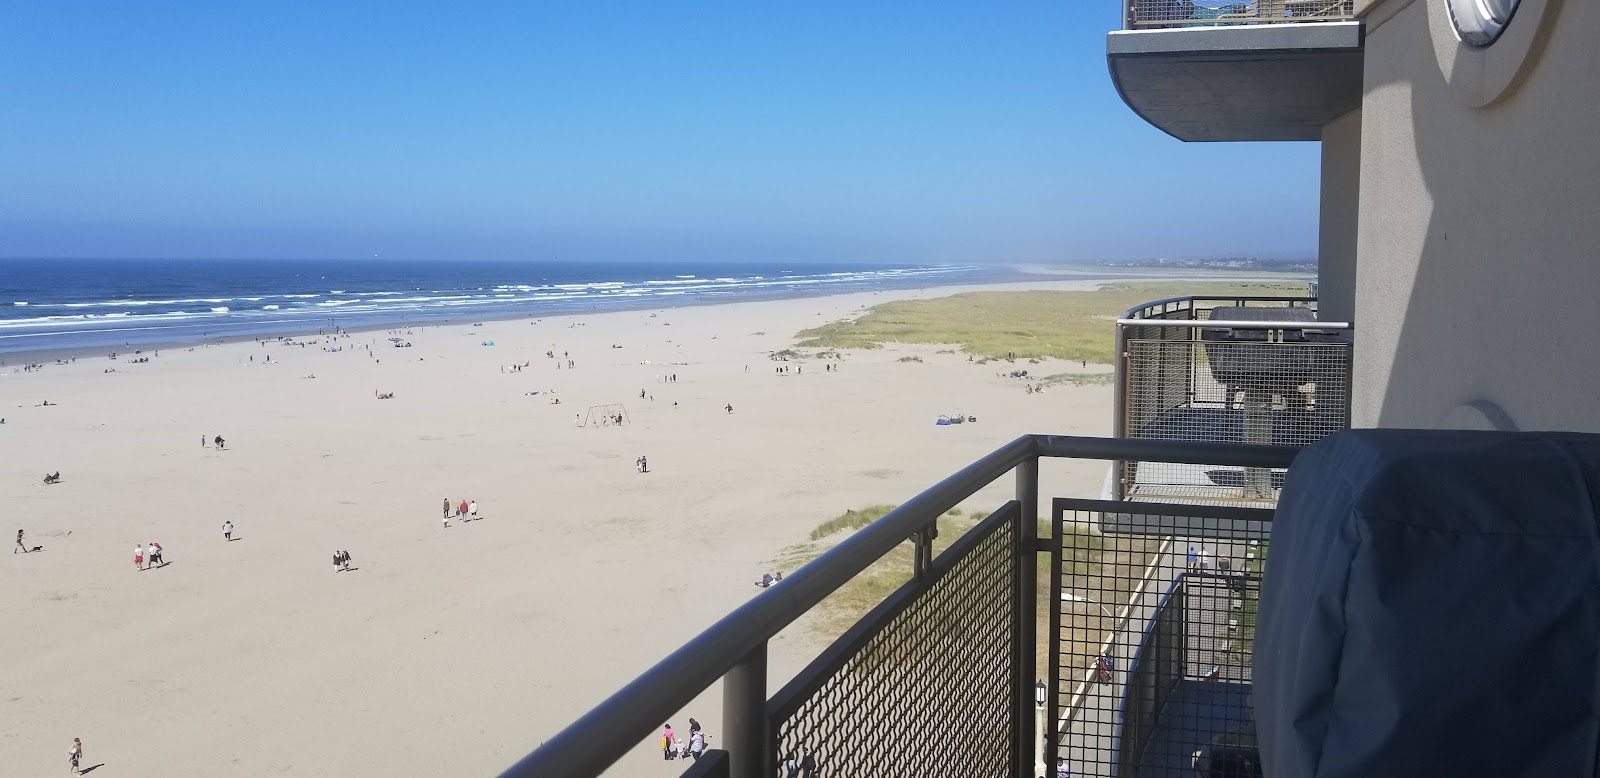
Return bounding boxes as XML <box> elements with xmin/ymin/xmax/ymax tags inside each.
<box><xmin>1447</xmin><ymin>0</ymin><xmax>1520</xmax><ymax>46</ymax></box>
<box><xmin>1035</xmin><ymin>679</ymin><xmax>1047</xmax><ymax>707</ymax></box>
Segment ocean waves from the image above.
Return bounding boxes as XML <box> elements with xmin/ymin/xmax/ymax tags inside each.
<box><xmin>0</xmin><ymin>261</ymin><xmax>993</xmax><ymax>351</ymax></box>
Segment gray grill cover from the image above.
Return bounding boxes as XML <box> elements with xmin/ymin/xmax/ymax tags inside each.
<box><xmin>1257</xmin><ymin>429</ymin><xmax>1600</xmax><ymax>777</ymax></box>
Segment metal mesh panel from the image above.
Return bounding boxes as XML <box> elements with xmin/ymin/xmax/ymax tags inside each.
<box><xmin>1122</xmin><ymin>336</ymin><xmax>1348</xmax><ymax>506</ymax></box>
<box><xmin>1128</xmin><ymin>0</ymin><xmax>1355</xmax><ymax>28</ymax></box>
<box><xmin>1050</xmin><ymin>500</ymin><xmax>1270</xmax><ymax>778</ymax></box>
<box><xmin>770</xmin><ymin>507</ymin><xmax>1019</xmax><ymax>778</ymax></box>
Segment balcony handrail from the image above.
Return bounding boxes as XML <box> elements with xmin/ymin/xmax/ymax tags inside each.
<box><xmin>1118</xmin><ymin>294</ymin><xmax>1317</xmax><ymax>323</ymax></box>
<box><xmin>1117</xmin><ymin>318</ymin><xmax>1350</xmax><ymax>329</ymax></box>
<box><xmin>497</xmin><ymin>434</ymin><xmax>1299</xmax><ymax>778</ymax></box>
<box><xmin>1124</xmin><ymin>0</ymin><xmax>1358</xmax><ymax>30</ymax></box>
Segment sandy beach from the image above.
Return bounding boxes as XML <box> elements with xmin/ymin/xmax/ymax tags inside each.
<box><xmin>0</xmin><ymin>278</ymin><xmax>1122</xmax><ymax>777</ymax></box>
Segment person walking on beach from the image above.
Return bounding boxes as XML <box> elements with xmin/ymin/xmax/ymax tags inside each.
<box><xmin>468</xmin><ymin>499</ymin><xmax>478</xmax><ymax>520</ymax></box>
<box><xmin>201</xmin><ymin>434</ymin><xmax>206</xmax><ymax>448</ymax></box>
<box><xmin>68</xmin><ymin>737</ymin><xmax>83</xmax><ymax>775</ymax></box>
<box><xmin>333</xmin><ymin>550</ymin><xmax>343</xmax><ymax>572</ymax></box>
<box><xmin>458</xmin><ymin>499</ymin><xmax>468</xmax><ymax>520</ymax></box>
<box><xmin>339</xmin><ymin>550</ymin><xmax>352</xmax><ymax>571</ymax></box>
<box><xmin>15</xmin><ymin>529</ymin><xmax>25</xmax><ymax>554</ymax></box>
<box><xmin>661</xmin><ymin>724</ymin><xmax>675</xmax><ymax>760</ymax></box>
<box><xmin>222</xmin><ymin>521</ymin><xmax>233</xmax><ymax>541</ymax></box>
<box><xmin>214</xmin><ymin>435</ymin><xmax>225</xmax><ymax>450</ymax></box>
<box><xmin>149</xmin><ymin>541</ymin><xmax>163</xmax><ymax>567</ymax></box>
<box><xmin>134</xmin><ymin>544</ymin><xmax>144</xmax><ymax>571</ymax></box>
<box><xmin>443</xmin><ymin>498</ymin><xmax>451</xmax><ymax>519</ymax></box>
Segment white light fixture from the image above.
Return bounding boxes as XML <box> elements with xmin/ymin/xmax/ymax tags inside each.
<box><xmin>1447</xmin><ymin>0</ymin><xmax>1521</xmax><ymax>46</ymax></box>
<box><xmin>1035</xmin><ymin>679</ymin><xmax>1047</xmax><ymax>707</ymax></box>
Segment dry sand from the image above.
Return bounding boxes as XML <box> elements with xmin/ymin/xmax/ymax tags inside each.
<box><xmin>0</xmin><ymin>279</ymin><xmax>1119</xmax><ymax>777</ymax></box>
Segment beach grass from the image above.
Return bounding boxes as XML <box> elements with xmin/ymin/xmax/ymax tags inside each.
<box><xmin>794</xmin><ymin>280</ymin><xmax>1307</xmax><ymax>363</ymax></box>
<box><xmin>809</xmin><ymin>504</ymin><xmax>898</xmax><ymax>540</ymax></box>
<box><xmin>1036</xmin><ymin>372</ymin><xmax>1115</xmax><ymax>388</ymax></box>
<box><xmin>787</xmin><ymin>506</ymin><xmax>1162</xmax><ymax>673</ymax></box>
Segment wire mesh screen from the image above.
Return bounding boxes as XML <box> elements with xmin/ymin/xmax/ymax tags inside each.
<box><xmin>1121</xmin><ymin>335</ymin><xmax>1348</xmax><ymax>505</ymax></box>
<box><xmin>1051</xmin><ymin>500</ymin><xmax>1269</xmax><ymax>778</ymax></box>
<box><xmin>1128</xmin><ymin>0</ymin><xmax>1355</xmax><ymax>28</ymax></box>
<box><xmin>769</xmin><ymin>506</ymin><xmax>1019</xmax><ymax>778</ymax></box>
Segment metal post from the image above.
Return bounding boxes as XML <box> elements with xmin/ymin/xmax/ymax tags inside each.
<box><xmin>722</xmin><ymin>643</ymin><xmax>768</xmax><ymax>778</ymax></box>
<box><xmin>1111</xmin><ymin>321</ymin><xmax>1129</xmax><ymax>502</ymax></box>
<box><xmin>1034</xmin><ymin>696</ymin><xmax>1047</xmax><ymax>778</ymax></box>
<box><xmin>1241</xmin><ymin>389</ymin><xmax>1273</xmax><ymax>499</ymax></box>
<box><xmin>1015</xmin><ymin>457</ymin><xmax>1039</xmax><ymax>778</ymax></box>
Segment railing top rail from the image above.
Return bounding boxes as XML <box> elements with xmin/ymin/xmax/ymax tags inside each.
<box><xmin>1118</xmin><ymin>295</ymin><xmax>1316</xmax><ymax>322</ymax></box>
<box><xmin>1116</xmin><ymin>318</ymin><xmax>1351</xmax><ymax>329</ymax></box>
<box><xmin>497</xmin><ymin>435</ymin><xmax>1300</xmax><ymax>778</ymax></box>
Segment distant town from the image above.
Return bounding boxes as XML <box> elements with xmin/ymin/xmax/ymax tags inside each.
<box><xmin>1096</xmin><ymin>256</ymin><xmax>1317</xmax><ymax>272</ymax></box>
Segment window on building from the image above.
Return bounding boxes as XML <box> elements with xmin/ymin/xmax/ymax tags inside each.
<box><xmin>1447</xmin><ymin>0</ymin><xmax>1520</xmax><ymax>46</ymax></box>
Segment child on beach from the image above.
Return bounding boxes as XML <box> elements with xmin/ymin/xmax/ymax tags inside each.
<box><xmin>134</xmin><ymin>544</ymin><xmax>144</xmax><ymax>570</ymax></box>
<box><xmin>223</xmin><ymin>521</ymin><xmax>233</xmax><ymax>541</ymax></box>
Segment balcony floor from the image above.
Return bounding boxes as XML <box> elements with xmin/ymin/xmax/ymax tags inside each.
<box><xmin>1138</xmin><ymin>680</ymin><xmax>1254</xmax><ymax>774</ymax></box>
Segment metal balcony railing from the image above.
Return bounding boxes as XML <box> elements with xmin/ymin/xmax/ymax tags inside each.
<box><xmin>1112</xmin><ymin>295</ymin><xmax>1351</xmax><ymax>506</ymax></box>
<box><xmin>496</xmin><ymin>435</ymin><xmax>1298</xmax><ymax>778</ymax></box>
<box><xmin>1124</xmin><ymin>0</ymin><xmax>1356</xmax><ymax>29</ymax></box>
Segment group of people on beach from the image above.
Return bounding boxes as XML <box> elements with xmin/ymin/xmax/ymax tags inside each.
<box><xmin>133</xmin><ymin>541</ymin><xmax>165</xmax><ymax>570</ymax></box>
<box><xmin>443</xmin><ymin>498</ymin><xmax>479</xmax><ymax>526</ymax></box>
<box><xmin>660</xmin><ymin>719</ymin><xmax>710</xmax><ymax>762</ymax></box>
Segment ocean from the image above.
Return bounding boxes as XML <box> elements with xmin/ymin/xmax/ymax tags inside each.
<box><xmin>0</xmin><ymin>258</ymin><xmax>1017</xmax><ymax>356</ymax></box>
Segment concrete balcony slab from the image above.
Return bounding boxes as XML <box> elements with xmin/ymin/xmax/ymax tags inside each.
<box><xmin>1108</xmin><ymin>21</ymin><xmax>1364</xmax><ymax>141</ymax></box>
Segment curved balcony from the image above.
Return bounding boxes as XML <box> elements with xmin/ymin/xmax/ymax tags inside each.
<box><xmin>1108</xmin><ymin>2</ymin><xmax>1363</xmax><ymax>141</ymax></box>
<box><xmin>1111</xmin><ymin>295</ymin><xmax>1351</xmax><ymax>505</ymax></box>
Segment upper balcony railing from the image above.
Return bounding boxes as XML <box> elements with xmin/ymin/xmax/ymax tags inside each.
<box><xmin>1124</xmin><ymin>0</ymin><xmax>1357</xmax><ymax>29</ymax></box>
<box><xmin>496</xmin><ymin>435</ymin><xmax>1295</xmax><ymax>778</ymax></box>
<box><xmin>1111</xmin><ymin>295</ymin><xmax>1351</xmax><ymax>505</ymax></box>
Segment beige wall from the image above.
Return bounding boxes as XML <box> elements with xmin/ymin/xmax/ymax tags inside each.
<box><xmin>1352</xmin><ymin>0</ymin><xmax>1600</xmax><ymax>431</ymax></box>
<box><xmin>1317</xmin><ymin>109</ymin><xmax>1361</xmax><ymax>326</ymax></box>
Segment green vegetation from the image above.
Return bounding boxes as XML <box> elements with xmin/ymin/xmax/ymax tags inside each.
<box><xmin>809</xmin><ymin>504</ymin><xmax>898</xmax><ymax>541</ymax></box>
<box><xmin>784</xmin><ymin>504</ymin><xmax>1165</xmax><ymax>669</ymax></box>
<box><xmin>896</xmin><ymin>355</ymin><xmax>923</xmax><ymax>363</ymax></box>
<box><xmin>1036</xmin><ymin>372</ymin><xmax>1115</xmax><ymax>388</ymax></box>
<box><xmin>794</xmin><ymin>280</ymin><xmax>1305</xmax><ymax>364</ymax></box>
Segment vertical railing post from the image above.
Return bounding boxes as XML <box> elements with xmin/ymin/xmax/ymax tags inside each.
<box><xmin>1111</xmin><ymin>320</ymin><xmax>1129</xmax><ymax>502</ymax></box>
<box><xmin>723</xmin><ymin>643</ymin><xmax>768</xmax><ymax>778</ymax></box>
<box><xmin>1015</xmin><ymin>456</ymin><xmax>1040</xmax><ymax>777</ymax></box>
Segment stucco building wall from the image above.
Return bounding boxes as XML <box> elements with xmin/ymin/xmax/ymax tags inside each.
<box><xmin>1351</xmin><ymin>0</ymin><xmax>1600</xmax><ymax>431</ymax></box>
<box><xmin>1317</xmin><ymin>108</ymin><xmax>1361</xmax><ymax>327</ymax></box>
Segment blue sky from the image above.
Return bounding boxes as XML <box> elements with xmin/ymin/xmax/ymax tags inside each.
<box><xmin>0</xmin><ymin>2</ymin><xmax>1320</xmax><ymax>263</ymax></box>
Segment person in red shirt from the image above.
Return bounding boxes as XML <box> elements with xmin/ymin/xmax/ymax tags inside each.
<box><xmin>458</xmin><ymin>500</ymin><xmax>468</xmax><ymax>520</ymax></box>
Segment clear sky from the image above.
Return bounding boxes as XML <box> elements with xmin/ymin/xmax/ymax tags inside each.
<box><xmin>0</xmin><ymin>2</ymin><xmax>1321</xmax><ymax>263</ymax></box>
